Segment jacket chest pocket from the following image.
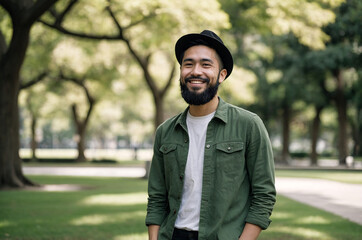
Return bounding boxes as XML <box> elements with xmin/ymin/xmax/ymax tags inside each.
<box><xmin>160</xmin><ymin>144</ymin><xmax>178</xmax><ymax>174</ymax></box>
<box><xmin>215</xmin><ymin>142</ymin><xmax>245</xmax><ymax>181</ymax></box>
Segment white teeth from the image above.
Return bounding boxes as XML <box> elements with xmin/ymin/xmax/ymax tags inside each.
<box><xmin>190</xmin><ymin>80</ymin><xmax>203</xmax><ymax>84</ymax></box>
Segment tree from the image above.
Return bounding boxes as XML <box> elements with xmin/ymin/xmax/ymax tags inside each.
<box><xmin>220</xmin><ymin>0</ymin><xmax>346</xmax><ymax>164</ymax></box>
<box><xmin>304</xmin><ymin>0</ymin><xmax>362</xmax><ymax>164</ymax></box>
<box><xmin>0</xmin><ymin>0</ymin><xmax>58</xmax><ymax>188</ymax></box>
<box><xmin>20</xmin><ymin>72</ymin><xmax>48</xmax><ymax>161</ymax></box>
<box><xmin>351</xmin><ymin>71</ymin><xmax>362</xmax><ymax>157</ymax></box>
<box><xmin>40</xmin><ymin>0</ymin><xmax>229</xmax><ymax>130</ymax></box>
<box><xmin>58</xmin><ymin>72</ymin><xmax>96</xmax><ymax>162</ymax></box>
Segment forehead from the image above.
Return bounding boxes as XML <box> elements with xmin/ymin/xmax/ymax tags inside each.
<box><xmin>183</xmin><ymin>45</ymin><xmax>218</xmax><ymax>62</ymax></box>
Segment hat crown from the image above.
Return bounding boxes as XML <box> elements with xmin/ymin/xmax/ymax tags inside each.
<box><xmin>200</xmin><ymin>30</ymin><xmax>224</xmax><ymax>44</ymax></box>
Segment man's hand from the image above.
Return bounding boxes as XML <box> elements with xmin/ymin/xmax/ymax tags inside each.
<box><xmin>238</xmin><ymin>223</ymin><xmax>262</xmax><ymax>240</ymax></box>
<box><xmin>148</xmin><ymin>225</ymin><xmax>160</xmax><ymax>240</ymax></box>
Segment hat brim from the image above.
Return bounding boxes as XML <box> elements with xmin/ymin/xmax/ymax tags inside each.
<box><xmin>175</xmin><ymin>33</ymin><xmax>233</xmax><ymax>79</ymax></box>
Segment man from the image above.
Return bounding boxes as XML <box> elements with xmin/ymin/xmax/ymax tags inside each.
<box><xmin>146</xmin><ymin>30</ymin><xmax>276</xmax><ymax>240</ymax></box>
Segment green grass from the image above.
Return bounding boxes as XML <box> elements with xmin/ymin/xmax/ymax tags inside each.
<box><xmin>260</xmin><ymin>195</ymin><xmax>362</xmax><ymax>240</ymax></box>
<box><xmin>1</xmin><ymin>172</ymin><xmax>362</xmax><ymax>239</ymax></box>
<box><xmin>0</xmin><ymin>176</ymin><xmax>149</xmax><ymax>240</ymax></box>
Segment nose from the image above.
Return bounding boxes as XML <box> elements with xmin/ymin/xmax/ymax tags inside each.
<box><xmin>190</xmin><ymin>63</ymin><xmax>202</xmax><ymax>76</ymax></box>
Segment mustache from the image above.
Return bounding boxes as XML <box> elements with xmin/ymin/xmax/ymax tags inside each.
<box><xmin>185</xmin><ymin>76</ymin><xmax>210</xmax><ymax>84</ymax></box>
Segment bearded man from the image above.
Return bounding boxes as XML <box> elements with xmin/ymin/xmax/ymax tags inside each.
<box><xmin>146</xmin><ymin>30</ymin><xmax>276</xmax><ymax>240</ymax></box>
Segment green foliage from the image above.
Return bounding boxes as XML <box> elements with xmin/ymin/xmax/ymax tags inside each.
<box><xmin>4</xmin><ymin>0</ymin><xmax>361</xmax><ymax>154</ymax></box>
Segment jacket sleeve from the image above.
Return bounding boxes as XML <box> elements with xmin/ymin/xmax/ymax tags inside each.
<box><xmin>245</xmin><ymin>115</ymin><xmax>276</xmax><ymax>230</ymax></box>
<box><xmin>145</xmin><ymin>126</ymin><xmax>169</xmax><ymax>226</ymax></box>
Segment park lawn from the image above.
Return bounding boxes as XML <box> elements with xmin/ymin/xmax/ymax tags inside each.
<box><xmin>0</xmin><ymin>176</ymin><xmax>149</xmax><ymax>240</ymax></box>
<box><xmin>0</xmin><ymin>175</ymin><xmax>361</xmax><ymax>240</ymax></box>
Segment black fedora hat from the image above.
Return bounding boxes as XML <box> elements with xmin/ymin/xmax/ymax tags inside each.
<box><xmin>175</xmin><ymin>30</ymin><xmax>233</xmax><ymax>79</ymax></box>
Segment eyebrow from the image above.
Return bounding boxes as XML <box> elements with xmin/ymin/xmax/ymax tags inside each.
<box><xmin>182</xmin><ymin>58</ymin><xmax>214</xmax><ymax>64</ymax></box>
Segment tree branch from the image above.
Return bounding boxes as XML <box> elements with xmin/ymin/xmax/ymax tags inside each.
<box><xmin>41</xmin><ymin>2</ymin><xmax>162</xmax><ymax>97</ymax></box>
<box><xmin>58</xmin><ymin>71</ymin><xmax>96</xmax><ymax>123</ymax></box>
<box><xmin>105</xmin><ymin>5</ymin><xmax>124</xmax><ymax>39</ymax></box>
<box><xmin>0</xmin><ymin>0</ymin><xmax>17</xmax><ymax>17</ymax></box>
<box><xmin>161</xmin><ymin>62</ymin><xmax>176</xmax><ymax>97</ymax></box>
<box><xmin>59</xmin><ymin>72</ymin><xmax>93</xmax><ymax>101</ymax></box>
<box><xmin>39</xmin><ymin>19</ymin><xmax>122</xmax><ymax>40</ymax></box>
<box><xmin>71</xmin><ymin>104</ymin><xmax>79</xmax><ymax>128</ymax></box>
<box><xmin>124</xmin><ymin>12</ymin><xmax>157</xmax><ymax>30</ymax></box>
<box><xmin>54</xmin><ymin>0</ymin><xmax>79</xmax><ymax>26</ymax></box>
<box><xmin>19</xmin><ymin>71</ymin><xmax>48</xmax><ymax>90</ymax></box>
<box><xmin>39</xmin><ymin>1</ymin><xmax>156</xmax><ymax>41</ymax></box>
<box><xmin>0</xmin><ymin>29</ymin><xmax>7</xmax><ymax>58</ymax></box>
<box><xmin>105</xmin><ymin>5</ymin><xmax>160</xmax><ymax>95</ymax></box>
<box><xmin>25</xmin><ymin>0</ymin><xmax>59</xmax><ymax>25</ymax></box>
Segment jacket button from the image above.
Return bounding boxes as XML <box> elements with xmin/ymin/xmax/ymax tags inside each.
<box><xmin>180</xmin><ymin>175</ymin><xmax>183</xmax><ymax>180</ymax></box>
<box><xmin>227</xmin><ymin>147</ymin><xmax>231</xmax><ymax>151</ymax></box>
<box><xmin>206</xmin><ymin>144</ymin><xmax>210</xmax><ymax>149</ymax></box>
<box><xmin>184</xmin><ymin>139</ymin><xmax>188</xmax><ymax>143</ymax></box>
<box><xmin>173</xmin><ymin>210</ymin><xmax>177</xmax><ymax>214</ymax></box>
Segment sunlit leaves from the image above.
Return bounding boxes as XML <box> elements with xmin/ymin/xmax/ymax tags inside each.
<box><xmin>266</xmin><ymin>0</ymin><xmax>339</xmax><ymax>49</ymax></box>
<box><xmin>52</xmin><ymin>39</ymin><xmax>91</xmax><ymax>74</ymax></box>
<box><xmin>220</xmin><ymin>66</ymin><xmax>257</xmax><ymax>105</ymax></box>
<box><xmin>62</xmin><ymin>0</ymin><xmax>115</xmax><ymax>35</ymax></box>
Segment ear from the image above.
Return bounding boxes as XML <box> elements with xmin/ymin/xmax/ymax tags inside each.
<box><xmin>218</xmin><ymin>69</ymin><xmax>227</xmax><ymax>84</ymax></box>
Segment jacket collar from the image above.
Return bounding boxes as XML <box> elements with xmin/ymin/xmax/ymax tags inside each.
<box><xmin>175</xmin><ymin>97</ymin><xmax>228</xmax><ymax>131</ymax></box>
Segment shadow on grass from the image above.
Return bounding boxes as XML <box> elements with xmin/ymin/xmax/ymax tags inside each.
<box><xmin>1</xmin><ymin>176</ymin><xmax>362</xmax><ymax>240</ymax></box>
<box><xmin>0</xmin><ymin>176</ymin><xmax>149</xmax><ymax>240</ymax></box>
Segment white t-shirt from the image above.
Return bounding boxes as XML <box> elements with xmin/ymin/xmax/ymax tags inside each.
<box><xmin>174</xmin><ymin>110</ymin><xmax>215</xmax><ymax>231</ymax></box>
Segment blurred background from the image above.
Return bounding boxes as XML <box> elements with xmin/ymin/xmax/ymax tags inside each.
<box><xmin>1</xmin><ymin>0</ymin><xmax>361</xmax><ymax>187</ymax></box>
<box><xmin>1</xmin><ymin>1</ymin><xmax>362</xmax><ymax>240</ymax></box>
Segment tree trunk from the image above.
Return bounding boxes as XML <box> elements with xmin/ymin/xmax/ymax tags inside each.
<box><xmin>30</xmin><ymin>114</ymin><xmax>38</xmax><ymax>161</ymax></box>
<box><xmin>334</xmin><ymin>70</ymin><xmax>348</xmax><ymax>165</ymax></box>
<box><xmin>352</xmin><ymin>105</ymin><xmax>361</xmax><ymax>156</ymax></box>
<box><xmin>281</xmin><ymin>104</ymin><xmax>291</xmax><ymax>164</ymax></box>
<box><xmin>76</xmin><ymin>128</ymin><xmax>87</xmax><ymax>162</ymax></box>
<box><xmin>71</xmin><ymin>104</ymin><xmax>87</xmax><ymax>162</ymax></box>
<box><xmin>0</xmin><ymin>25</ymin><xmax>34</xmax><ymax>187</ymax></box>
<box><xmin>0</xmin><ymin>0</ymin><xmax>58</xmax><ymax>188</ymax></box>
<box><xmin>310</xmin><ymin>105</ymin><xmax>323</xmax><ymax>166</ymax></box>
<box><xmin>357</xmin><ymin>106</ymin><xmax>362</xmax><ymax>156</ymax></box>
<box><xmin>153</xmin><ymin>93</ymin><xmax>165</xmax><ymax>130</ymax></box>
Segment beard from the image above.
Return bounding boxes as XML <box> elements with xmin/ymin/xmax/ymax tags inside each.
<box><xmin>180</xmin><ymin>75</ymin><xmax>220</xmax><ymax>105</ymax></box>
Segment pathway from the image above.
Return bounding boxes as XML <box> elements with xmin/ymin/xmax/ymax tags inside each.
<box><xmin>276</xmin><ymin>177</ymin><xmax>362</xmax><ymax>225</ymax></box>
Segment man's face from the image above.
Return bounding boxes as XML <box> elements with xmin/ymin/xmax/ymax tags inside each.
<box><xmin>180</xmin><ymin>45</ymin><xmax>227</xmax><ymax>105</ymax></box>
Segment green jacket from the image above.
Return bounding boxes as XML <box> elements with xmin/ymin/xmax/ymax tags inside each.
<box><xmin>146</xmin><ymin>98</ymin><xmax>276</xmax><ymax>240</ymax></box>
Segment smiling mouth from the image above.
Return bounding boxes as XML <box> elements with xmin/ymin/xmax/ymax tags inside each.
<box><xmin>185</xmin><ymin>77</ymin><xmax>209</xmax><ymax>84</ymax></box>
<box><xmin>189</xmin><ymin>80</ymin><xmax>205</xmax><ymax>84</ymax></box>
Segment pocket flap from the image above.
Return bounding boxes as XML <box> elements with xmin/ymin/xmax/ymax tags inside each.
<box><xmin>216</xmin><ymin>142</ymin><xmax>244</xmax><ymax>153</ymax></box>
<box><xmin>159</xmin><ymin>144</ymin><xmax>177</xmax><ymax>154</ymax></box>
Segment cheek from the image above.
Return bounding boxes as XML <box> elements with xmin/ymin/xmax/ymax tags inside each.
<box><xmin>180</xmin><ymin>69</ymin><xmax>191</xmax><ymax>81</ymax></box>
<box><xmin>181</xmin><ymin>67</ymin><xmax>190</xmax><ymax>75</ymax></box>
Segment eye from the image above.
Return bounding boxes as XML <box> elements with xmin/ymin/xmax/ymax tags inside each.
<box><xmin>183</xmin><ymin>62</ymin><xmax>193</xmax><ymax>67</ymax></box>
